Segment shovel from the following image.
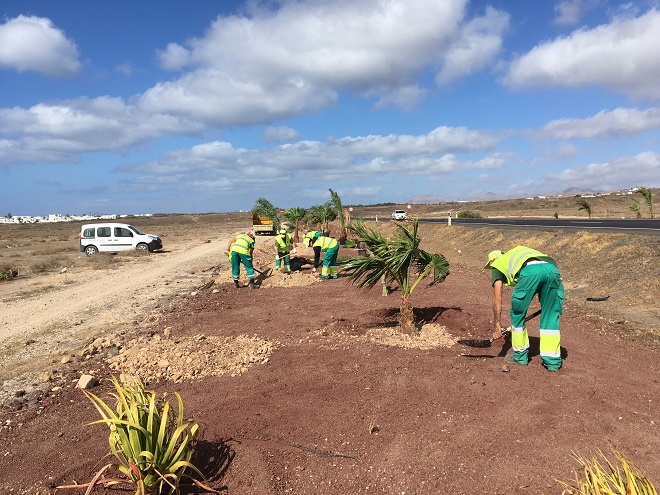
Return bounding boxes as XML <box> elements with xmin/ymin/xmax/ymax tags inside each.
<box><xmin>458</xmin><ymin>309</ymin><xmax>542</xmax><ymax>348</ymax></box>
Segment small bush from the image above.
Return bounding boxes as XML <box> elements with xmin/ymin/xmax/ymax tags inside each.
<box><xmin>457</xmin><ymin>210</ymin><xmax>484</xmax><ymax>219</ymax></box>
<box><xmin>29</xmin><ymin>255</ymin><xmax>67</xmax><ymax>273</ymax></box>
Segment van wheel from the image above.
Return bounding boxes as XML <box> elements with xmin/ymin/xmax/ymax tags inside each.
<box><xmin>84</xmin><ymin>245</ymin><xmax>98</xmax><ymax>257</ymax></box>
<box><xmin>136</xmin><ymin>243</ymin><xmax>149</xmax><ymax>254</ymax></box>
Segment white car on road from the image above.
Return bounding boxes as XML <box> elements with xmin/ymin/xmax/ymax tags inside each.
<box><xmin>391</xmin><ymin>210</ymin><xmax>408</xmax><ymax>220</ymax></box>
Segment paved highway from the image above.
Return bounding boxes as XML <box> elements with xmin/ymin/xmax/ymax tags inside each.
<box><xmin>424</xmin><ymin>217</ymin><xmax>660</xmax><ymax>235</ymax></box>
<box><xmin>362</xmin><ymin>216</ymin><xmax>660</xmax><ymax>235</ymax></box>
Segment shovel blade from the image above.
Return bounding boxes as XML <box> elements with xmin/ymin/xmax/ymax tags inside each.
<box><xmin>457</xmin><ymin>338</ymin><xmax>493</xmax><ymax>348</ymax></box>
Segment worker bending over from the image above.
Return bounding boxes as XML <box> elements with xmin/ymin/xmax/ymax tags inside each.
<box><xmin>304</xmin><ymin>232</ymin><xmax>339</xmax><ymax>279</ymax></box>
<box><xmin>274</xmin><ymin>228</ymin><xmax>296</xmax><ymax>272</ymax></box>
<box><xmin>484</xmin><ymin>246</ymin><xmax>564</xmax><ymax>371</ymax></box>
<box><xmin>227</xmin><ymin>231</ymin><xmax>258</xmax><ymax>289</ymax></box>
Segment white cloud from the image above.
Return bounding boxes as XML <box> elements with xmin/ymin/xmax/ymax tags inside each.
<box><xmin>142</xmin><ymin>0</ymin><xmax>507</xmax><ymax>119</ymax></box>
<box><xmin>553</xmin><ymin>0</ymin><xmax>599</xmax><ymax>26</ymax></box>
<box><xmin>539</xmin><ymin>107</ymin><xmax>660</xmax><ymax>139</ymax></box>
<box><xmin>0</xmin><ymin>15</ymin><xmax>80</xmax><ymax>76</ymax></box>
<box><xmin>548</xmin><ymin>151</ymin><xmax>660</xmax><ymax>190</ymax></box>
<box><xmin>503</xmin><ymin>9</ymin><xmax>660</xmax><ymax>99</ymax></box>
<box><xmin>263</xmin><ymin>125</ymin><xmax>300</xmax><ymax>142</ymax></box>
<box><xmin>0</xmin><ymin>97</ymin><xmax>204</xmax><ymax>165</ymax></box>
<box><xmin>374</xmin><ymin>85</ymin><xmax>428</xmax><ymax>111</ymax></box>
<box><xmin>436</xmin><ymin>6</ymin><xmax>509</xmax><ymax>85</ymax></box>
<box><xmin>156</xmin><ymin>42</ymin><xmax>191</xmax><ymax>71</ymax></box>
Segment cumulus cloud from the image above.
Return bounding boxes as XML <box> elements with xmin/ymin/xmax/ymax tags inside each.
<box><xmin>548</xmin><ymin>151</ymin><xmax>660</xmax><ymax>190</ymax></box>
<box><xmin>539</xmin><ymin>107</ymin><xmax>660</xmax><ymax>139</ymax></box>
<box><xmin>121</xmin><ymin>126</ymin><xmax>501</xmax><ymax>193</ymax></box>
<box><xmin>553</xmin><ymin>0</ymin><xmax>599</xmax><ymax>26</ymax></box>
<box><xmin>0</xmin><ymin>97</ymin><xmax>204</xmax><ymax>165</ymax></box>
<box><xmin>503</xmin><ymin>9</ymin><xmax>660</xmax><ymax>99</ymax></box>
<box><xmin>263</xmin><ymin>125</ymin><xmax>300</xmax><ymax>142</ymax></box>
<box><xmin>0</xmin><ymin>15</ymin><xmax>81</xmax><ymax>76</ymax></box>
<box><xmin>143</xmin><ymin>0</ymin><xmax>507</xmax><ymax>118</ymax></box>
<box><xmin>436</xmin><ymin>6</ymin><xmax>509</xmax><ymax>84</ymax></box>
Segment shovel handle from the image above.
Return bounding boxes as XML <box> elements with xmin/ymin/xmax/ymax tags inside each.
<box><xmin>489</xmin><ymin>309</ymin><xmax>541</xmax><ymax>344</ymax></box>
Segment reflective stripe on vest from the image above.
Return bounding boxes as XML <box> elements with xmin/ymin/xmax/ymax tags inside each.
<box><xmin>490</xmin><ymin>245</ymin><xmax>555</xmax><ymax>286</ymax></box>
<box><xmin>313</xmin><ymin>236</ymin><xmax>338</xmax><ymax>250</ymax></box>
<box><xmin>231</xmin><ymin>234</ymin><xmax>254</xmax><ymax>255</ymax></box>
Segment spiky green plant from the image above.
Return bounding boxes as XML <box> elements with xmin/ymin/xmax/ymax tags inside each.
<box><xmin>558</xmin><ymin>449</ymin><xmax>657</xmax><ymax>495</ymax></box>
<box><xmin>338</xmin><ymin>219</ymin><xmax>449</xmax><ymax>334</ymax></box>
<box><xmin>57</xmin><ymin>375</ymin><xmax>216</xmax><ymax>494</ymax></box>
<box><xmin>251</xmin><ymin>198</ymin><xmax>280</xmax><ymax>231</ymax></box>
<box><xmin>637</xmin><ymin>187</ymin><xmax>654</xmax><ymax>218</ymax></box>
<box><xmin>283</xmin><ymin>207</ymin><xmax>307</xmax><ymax>242</ymax></box>
<box><xmin>576</xmin><ymin>199</ymin><xmax>592</xmax><ymax>218</ymax></box>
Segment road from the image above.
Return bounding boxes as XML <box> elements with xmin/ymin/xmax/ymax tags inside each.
<box><xmin>407</xmin><ymin>217</ymin><xmax>660</xmax><ymax>235</ymax></box>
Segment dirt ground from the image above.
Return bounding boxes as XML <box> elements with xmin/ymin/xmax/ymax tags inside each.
<box><xmin>1</xmin><ymin>205</ymin><xmax>659</xmax><ymax>494</ymax></box>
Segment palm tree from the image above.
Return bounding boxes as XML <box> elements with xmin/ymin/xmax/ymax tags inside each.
<box><xmin>576</xmin><ymin>198</ymin><xmax>592</xmax><ymax>218</ymax></box>
<box><xmin>637</xmin><ymin>187</ymin><xmax>654</xmax><ymax>218</ymax></box>
<box><xmin>338</xmin><ymin>219</ymin><xmax>449</xmax><ymax>335</ymax></box>
<box><xmin>629</xmin><ymin>202</ymin><xmax>641</xmax><ymax>218</ymax></box>
<box><xmin>308</xmin><ymin>203</ymin><xmax>337</xmax><ymax>234</ymax></box>
<box><xmin>251</xmin><ymin>198</ymin><xmax>280</xmax><ymax>230</ymax></box>
<box><xmin>283</xmin><ymin>207</ymin><xmax>307</xmax><ymax>242</ymax></box>
<box><xmin>329</xmin><ymin>188</ymin><xmax>348</xmax><ymax>242</ymax></box>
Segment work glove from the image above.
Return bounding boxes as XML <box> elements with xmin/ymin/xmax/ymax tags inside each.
<box><xmin>292</xmin><ymin>248</ymin><xmax>297</xmax><ymax>254</ymax></box>
<box><xmin>275</xmin><ymin>255</ymin><xmax>280</xmax><ymax>260</ymax></box>
<box><xmin>312</xmin><ymin>267</ymin><xmax>317</xmax><ymax>274</ymax></box>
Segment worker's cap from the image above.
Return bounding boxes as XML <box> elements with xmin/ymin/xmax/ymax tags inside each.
<box><xmin>484</xmin><ymin>250</ymin><xmax>504</xmax><ymax>269</ymax></box>
<box><xmin>279</xmin><ymin>228</ymin><xmax>287</xmax><ymax>234</ymax></box>
<box><xmin>246</xmin><ymin>231</ymin><xmax>255</xmax><ymax>240</ymax></box>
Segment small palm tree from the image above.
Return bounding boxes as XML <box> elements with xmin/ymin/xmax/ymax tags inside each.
<box><xmin>338</xmin><ymin>219</ymin><xmax>449</xmax><ymax>335</ymax></box>
<box><xmin>576</xmin><ymin>198</ymin><xmax>592</xmax><ymax>218</ymax></box>
<box><xmin>308</xmin><ymin>203</ymin><xmax>337</xmax><ymax>234</ymax></box>
<box><xmin>329</xmin><ymin>188</ymin><xmax>348</xmax><ymax>241</ymax></box>
<box><xmin>251</xmin><ymin>198</ymin><xmax>280</xmax><ymax>230</ymax></box>
<box><xmin>283</xmin><ymin>207</ymin><xmax>307</xmax><ymax>242</ymax></box>
<box><xmin>629</xmin><ymin>202</ymin><xmax>641</xmax><ymax>218</ymax></box>
<box><xmin>637</xmin><ymin>187</ymin><xmax>654</xmax><ymax>218</ymax></box>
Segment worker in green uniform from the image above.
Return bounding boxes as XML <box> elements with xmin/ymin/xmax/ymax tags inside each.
<box><xmin>274</xmin><ymin>228</ymin><xmax>296</xmax><ymax>272</ymax></box>
<box><xmin>227</xmin><ymin>231</ymin><xmax>258</xmax><ymax>289</ymax></box>
<box><xmin>484</xmin><ymin>246</ymin><xmax>564</xmax><ymax>371</ymax></box>
<box><xmin>304</xmin><ymin>232</ymin><xmax>339</xmax><ymax>279</ymax></box>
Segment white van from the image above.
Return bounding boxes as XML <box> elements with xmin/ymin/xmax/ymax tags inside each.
<box><xmin>79</xmin><ymin>223</ymin><xmax>163</xmax><ymax>256</ymax></box>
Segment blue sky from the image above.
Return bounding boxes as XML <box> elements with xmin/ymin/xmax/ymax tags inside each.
<box><xmin>2</xmin><ymin>0</ymin><xmax>660</xmax><ymax>216</ymax></box>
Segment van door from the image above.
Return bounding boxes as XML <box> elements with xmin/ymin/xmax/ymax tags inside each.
<box><xmin>96</xmin><ymin>226</ymin><xmax>114</xmax><ymax>252</ymax></box>
<box><xmin>114</xmin><ymin>226</ymin><xmax>135</xmax><ymax>251</ymax></box>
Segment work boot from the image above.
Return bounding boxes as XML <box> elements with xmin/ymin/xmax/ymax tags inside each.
<box><xmin>233</xmin><ymin>280</ymin><xmax>239</xmax><ymax>288</ymax></box>
<box><xmin>248</xmin><ymin>279</ymin><xmax>259</xmax><ymax>289</ymax></box>
<box><xmin>504</xmin><ymin>353</ymin><xmax>528</xmax><ymax>366</ymax></box>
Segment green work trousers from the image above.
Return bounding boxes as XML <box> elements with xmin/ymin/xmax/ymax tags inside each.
<box><xmin>509</xmin><ymin>262</ymin><xmax>564</xmax><ymax>371</ymax></box>
<box><xmin>231</xmin><ymin>251</ymin><xmax>255</xmax><ymax>281</ymax></box>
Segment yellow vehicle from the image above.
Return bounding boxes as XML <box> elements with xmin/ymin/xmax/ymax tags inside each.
<box><xmin>252</xmin><ymin>214</ymin><xmax>275</xmax><ymax>235</ymax></box>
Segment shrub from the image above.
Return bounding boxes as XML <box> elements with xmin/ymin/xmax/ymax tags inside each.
<box><xmin>457</xmin><ymin>210</ymin><xmax>484</xmax><ymax>218</ymax></box>
<box><xmin>57</xmin><ymin>375</ymin><xmax>217</xmax><ymax>494</ymax></box>
<box><xmin>558</xmin><ymin>449</ymin><xmax>657</xmax><ymax>494</ymax></box>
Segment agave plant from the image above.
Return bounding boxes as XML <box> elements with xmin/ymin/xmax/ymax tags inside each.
<box><xmin>338</xmin><ymin>219</ymin><xmax>449</xmax><ymax>334</ymax></box>
<box><xmin>558</xmin><ymin>449</ymin><xmax>657</xmax><ymax>495</ymax></box>
<box><xmin>57</xmin><ymin>375</ymin><xmax>217</xmax><ymax>494</ymax></box>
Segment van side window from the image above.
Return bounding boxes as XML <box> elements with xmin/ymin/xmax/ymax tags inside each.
<box><xmin>82</xmin><ymin>228</ymin><xmax>95</xmax><ymax>238</ymax></box>
<box><xmin>97</xmin><ymin>227</ymin><xmax>111</xmax><ymax>237</ymax></box>
<box><xmin>115</xmin><ymin>227</ymin><xmax>133</xmax><ymax>237</ymax></box>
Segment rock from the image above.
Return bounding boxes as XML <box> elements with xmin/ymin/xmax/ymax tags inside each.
<box><xmin>41</xmin><ymin>371</ymin><xmax>54</xmax><ymax>383</ymax></box>
<box><xmin>76</xmin><ymin>374</ymin><xmax>98</xmax><ymax>389</ymax></box>
<box><xmin>61</xmin><ymin>355</ymin><xmax>72</xmax><ymax>364</ymax></box>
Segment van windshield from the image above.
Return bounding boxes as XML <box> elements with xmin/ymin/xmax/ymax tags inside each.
<box><xmin>128</xmin><ymin>225</ymin><xmax>144</xmax><ymax>235</ymax></box>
